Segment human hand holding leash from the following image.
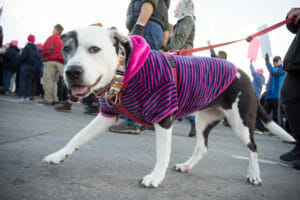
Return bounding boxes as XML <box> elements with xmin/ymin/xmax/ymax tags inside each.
<box><xmin>288</xmin><ymin>8</ymin><xmax>300</xmax><ymax>24</ymax></box>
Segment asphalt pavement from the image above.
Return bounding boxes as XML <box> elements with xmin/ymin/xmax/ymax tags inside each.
<box><xmin>0</xmin><ymin>94</ymin><xmax>299</xmax><ymax>200</ymax></box>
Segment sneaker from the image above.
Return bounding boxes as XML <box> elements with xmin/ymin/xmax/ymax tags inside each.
<box><xmin>109</xmin><ymin>122</ymin><xmax>140</xmax><ymax>135</ymax></box>
<box><xmin>24</xmin><ymin>97</ymin><xmax>30</xmax><ymax>101</ymax></box>
<box><xmin>18</xmin><ymin>97</ymin><xmax>25</xmax><ymax>101</ymax></box>
<box><xmin>54</xmin><ymin>102</ymin><xmax>72</xmax><ymax>113</ymax></box>
<box><xmin>280</xmin><ymin>145</ymin><xmax>300</xmax><ymax>163</ymax></box>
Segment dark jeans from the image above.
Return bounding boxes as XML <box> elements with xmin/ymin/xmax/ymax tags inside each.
<box><xmin>18</xmin><ymin>64</ymin><xmax>36</xmax><ymax>98</ymax></box>
<box><xmin>57</xmin><ymin>75</ymin><xmax>69</xmax><ymax>102</ymax></box>
<box><xmin>31</xmin><ymin>70</ymin><xmax>43</xmax><ymax>97</ymax></box>
<box><xmin>284</xmin><ymin>101</ymin><xmax>300</xmax><ymax>143</ymax></box>
<box><xmin>2</xmin><ymin>68</ymin><xmax>14</xmax><ymax>93</ymax></box>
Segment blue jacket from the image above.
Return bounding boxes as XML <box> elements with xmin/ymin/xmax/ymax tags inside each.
<box><xmin>250</xmin><ymin>64</ymin><xmax>265</xmax><ymax>100</ymax></box>
<box><xmin>265</xmin><ymin>62</ymin><xmax>285</xmax><ymax>99</ymax></box>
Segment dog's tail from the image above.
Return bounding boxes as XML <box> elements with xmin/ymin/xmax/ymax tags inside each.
<box><xmin>257</xmin><ymin>102</ymin><xmax>296</xmax><ymax>142</ymax></box>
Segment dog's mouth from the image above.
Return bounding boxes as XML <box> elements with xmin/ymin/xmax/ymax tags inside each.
<box><xmin>70</xmin><ymin>76</ymin><xmax>103</xmax><ymax>97</ymax></box>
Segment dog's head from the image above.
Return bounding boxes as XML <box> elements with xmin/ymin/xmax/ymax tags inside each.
<box><xmin>61</xmin><ymin>26</ymin><xmax>132</xmax><ymax>97</ymax></box>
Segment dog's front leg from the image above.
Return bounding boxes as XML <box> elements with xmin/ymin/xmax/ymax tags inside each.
<box><xmin>141</xmin><ymin>121</ymin><xmax>173</xmax><ymax>188</ymax></box>
<box><xmin>43</xmin><ymin>115</ymin><xmax>116</xmax><ymax>164</ymax></box>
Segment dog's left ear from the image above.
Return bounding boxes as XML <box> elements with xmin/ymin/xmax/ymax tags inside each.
<box><xmin>108</xmin><ymin>27</ymin><xmax>132</xmax><ymax>56</ymax></box>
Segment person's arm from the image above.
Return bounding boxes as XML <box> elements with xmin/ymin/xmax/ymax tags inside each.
<box><xmin>162</xmin><ymin>30</ymin><xmax>169</xmax><ymax>46</ymax></box>
<box><xmin>208</xmin><ymin>40</ymin><xmax>217</xmax><ymax>57</ymax></box>
<box><xmin>41</xmin><ymin>35</ymin><xmax>54</xmax><ymax>59</ymax></box>
<box><xmin>250</xmin><ymin>63</ymin><xmax>257</xmax><ymax>77</ymax></box>
<box><xmin>130</xmin><ymin>1</ymin><xmax>157</xmax><ymax>36</ymax></box>
<box><xmin>163</xmin><ymin>17</ymin><xmax>194</xmax><ymax>51</ymax></box>
<box><xmin>286</xmin><ymin>8</ymin><xmax>300</xmax><ymax>33</ymax></box>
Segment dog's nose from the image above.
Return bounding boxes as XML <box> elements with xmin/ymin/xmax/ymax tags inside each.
<box><xmin>65</xmin><ymin>65</ymin><xmax>83</xmax><ymax>81</ymax></box>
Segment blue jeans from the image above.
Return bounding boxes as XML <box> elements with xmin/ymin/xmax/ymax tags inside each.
<box><xmin>143</xmin><ymin>20</ymin><xmax>163</xmax><ymax>50</ymax></box>
<box><xmin>2</xmin><ymin>69</ymin><xmax>14</xmax><ymax>93</ymax></box>
<box><xmin>18</xmin><ymin>64</ymin><xmax>36</xmax><ymax>98</ymax></box>
<box><xmin>186</xmin><ymin>116</ymin><xmax>196</xmax><ymax>125</ymax></box>
<box><xmin>125</xmin><ymin>20</ymin><xmax>163</xmax><ymax>125</ymax></box>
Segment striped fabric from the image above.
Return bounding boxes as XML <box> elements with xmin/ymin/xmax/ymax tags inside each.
<box><xmin>99</xmin><ymin>50</ymin><xmax>237</xmax><ymax>124</ymax></box>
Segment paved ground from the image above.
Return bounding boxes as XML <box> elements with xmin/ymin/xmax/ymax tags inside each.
<box><xmin>0</xmin><ymin>94</ymin><xmax>299</xmax><ymax>200</ymax></box>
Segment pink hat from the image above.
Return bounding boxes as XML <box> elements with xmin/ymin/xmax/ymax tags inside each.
<box><xmin>36</xmin><ymin>43</ymin><xmax>43</xmax><ymax>50</ymax></box>
<box><xmin>11</xmin><ymin>40</ymin><xmax>18</xmax><ymax>46</ymax></box>
<box><xmin>27</xmin><ymin>34</ymin><xmax>35</xmax><ymax>43</ymax></box>
<box><xmin>256</xmin><ymin>68</ymin><xmax>264</xmax><ymax>76</ymax></box>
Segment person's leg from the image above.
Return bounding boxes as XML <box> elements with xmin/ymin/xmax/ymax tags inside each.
<box><xmin>186</xmin><ymin>115</ymin><xmax>196</xmax><ymax>137</ymax></box>
<box><xmin>18</xmin><ymin>66</ymin><xmax>26</xmax><ymax>98</ymax></box>
<box><xmin>9</xmin><ymin>72</ymin><xmax>16</xmax><ymax>93</ymax></box>
<box><xmin>143</xmin><ymin>21</ymin><xmax>163</xmax><ymax>51</ymax></box>
<box><xmin>42</xmin><ymin>62</ymin><xmax>56</xmax><ymax>103</ymax></box>
<box><xmin>280</xmin><ymin>101</ymin><xmax>300</xmax><ymax>164</ymax></box>
<box><xmin>24</xmin><ymin>66</ymin><xmax>36</xmax><ymax>99</ymax></box>
<box><xmin>53</xmin><ymin>62</ymin><xmax>64</xmax><ymax>103</ymax></box>
<box><xmin>2</xmin><ymin>69</ymin><xmax>13</xmax><ymax>94</ymax></box>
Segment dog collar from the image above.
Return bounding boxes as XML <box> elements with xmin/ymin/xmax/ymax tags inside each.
<box><xmin>104</xmin><ymin>45</ymin><xmax>127</xmax><ymax>105</ymax></box>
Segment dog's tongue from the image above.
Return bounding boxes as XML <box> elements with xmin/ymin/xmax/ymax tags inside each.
<box><xmin>71</xmin><ymin>86</ymin><xmax>88</xmax><ymax>95</ymax></box>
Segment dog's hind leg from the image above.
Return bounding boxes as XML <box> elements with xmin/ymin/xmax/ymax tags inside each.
<box><xmin>225</xmin><ymin>95</ymin><xmax>262</xmax><ymax>186</ymax></box>
<box><xmin>141</xmin><ymin>116</ymin><xmax>173</xmax><ymax>188</ymax></box>
<box><xmin>43</xmin><ymin>115</ymin><xmax>116</xmax><ymax>164</ymax></box>
<box><xmin>174</xmin><ymin>108</ymin><xmax>223</xmax><ymax>173</ymax></box>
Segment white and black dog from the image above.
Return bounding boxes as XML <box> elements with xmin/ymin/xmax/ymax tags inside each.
<box><xmin>43</xmin><ymin>26</ymin><xmax>295</xmax><ymax>188</ymax></box>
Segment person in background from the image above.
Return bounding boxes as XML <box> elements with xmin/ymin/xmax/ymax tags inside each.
<box><xmin>109</xmin><ymin>0</ymin><xmax>170</xmax><ymax>135</ymax></box>
<box><xmin>207</xmin><ymin>40</ymin><xmax>227</xmax><ymax>60</ymax></box>
<box><xmin>161</xmin><ymin>0</ymin><xmax>196</xmax><ymax>137</ymax></box>
<box><xmin>1</xmin><ymin>40</ymin><xmax>20</xmax><ymax>94</ymax></box>
<box><xmin>250</xmin><ymin>61</ymin><xmax>265</xmax><ymax>100</ymax></box>
<box><xmin>249</xmin><ymin>61</ymin><xmax>265</xmax><ymax>135</ymax></box>
<box><xmin>207</xmin><ymin>40</ymin><xmax>229</xmax><ymax>127</ymax></box>
<box><xmin>30</xmin><ymin>43</ymin><xmax>44</xmax><ymax>100</ymax></box>
<box><xmin>264</xmin><ymin>54</ymin><xmax>286</xmax><ymax>127</ymax></box>
<box><xmin>280</xmin><ymin>7</ymin><xmax>300</xmax><ymax>169</ymax></box>
<box><xmin>18</xmin><ymin>34</ymin><xmax>41</xmax><ymax>101</ymax></box>
<box><xmin>40</xmin><ymin>24</ymin><xmax>64</xmax><ymax>105</ymax></box>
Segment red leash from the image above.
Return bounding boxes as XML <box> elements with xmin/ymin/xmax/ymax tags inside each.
<box><xmin>172</xmin><ymin>17</ymin><xmax>294</xmax><ymax>56</ymax></box>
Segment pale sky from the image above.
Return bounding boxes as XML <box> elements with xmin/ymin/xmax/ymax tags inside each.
<box><xmin>0</xmin><ymin>0</ymin><xmax>299</xmax><ymax>80</ymax></box>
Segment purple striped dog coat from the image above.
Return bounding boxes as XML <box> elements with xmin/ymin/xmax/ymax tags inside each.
<box><xmin>99</xmin><ymin>36</ymin><xmax>238</xmax><ymax>124</ymax></box>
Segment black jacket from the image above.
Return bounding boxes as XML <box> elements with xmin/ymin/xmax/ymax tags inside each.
<box><xmin>20</xmin><ymin>43</ymin><xmax>42</xmax><ymax>68</ymax></box>
<box><xmin>1</xmin><ymin>45</ymin><xmax>20</xmax><ymax>71</ymax></box>
<box><xmin>281</xmin><ymin>18</ymin><xmax>300</xmax><ymax>103</ymax></box>
<box><xmin>126</xmin><ymin>0</ymin><xmax>169</xmax><ymax>32</ymax></box>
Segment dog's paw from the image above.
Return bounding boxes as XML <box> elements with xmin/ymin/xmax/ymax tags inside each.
<box><xmin>43</xmin><ymin>149</ymin><xmax>71</xmax><ymax>164</ymax></box>
<box><xmin>246</xmin><ymin>173</ymin><xmax>262</xmax><ymax>186</ymax></box>
<box><xmin>173</xmin><ymin>163</ymin><xmax>190</xmax><ymax>173</ymax></box>
<box><xmin>140</xmin><ymin>173</ymin><xmax>164</xmax><ymax>188</ymax></box>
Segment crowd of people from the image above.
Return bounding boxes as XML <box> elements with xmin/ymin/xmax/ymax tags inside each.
<box><xmin>0</xmin><ymin>1</ymin><xmax>299</xmax><ymax>170</ymax></box>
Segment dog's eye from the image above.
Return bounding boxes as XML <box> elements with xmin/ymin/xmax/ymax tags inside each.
<box><xmin>63</xmin><ymin>46</ymin><xmax>71</xmax><ymax>53</ymax></box>
<box><xmin>89</xmin><ymin>46</ymin><xmax>101</xmax><ymax>54</ymax></box>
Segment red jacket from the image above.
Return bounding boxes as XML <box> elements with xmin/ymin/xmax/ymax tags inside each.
<box><xmin>42</xmin><ymin>34</ymin><xmax>64</xmax><ymax>64</ymax></box>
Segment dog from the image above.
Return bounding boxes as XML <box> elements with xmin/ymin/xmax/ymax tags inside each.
<box><xmin>43</xmin><ymin>26</ymin><xmax>295</xmax><ymax>188</ymax></box>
